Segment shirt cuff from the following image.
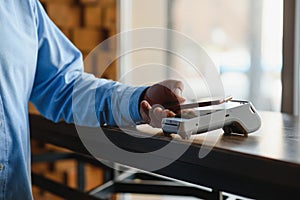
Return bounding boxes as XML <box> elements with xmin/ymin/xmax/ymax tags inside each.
<box><xmin>129</xmin><ymin>86</ymin><xmax>149</xmax><ymax>123</ymax></box>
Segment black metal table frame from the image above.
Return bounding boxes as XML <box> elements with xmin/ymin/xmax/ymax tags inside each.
<box><xmin>32</xmin><ymin>151</ymin><xmax>228</xmax><ymax>200</ymax></box>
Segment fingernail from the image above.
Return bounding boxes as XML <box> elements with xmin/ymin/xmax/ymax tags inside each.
<box><xmin>174</xmin><ymin>88</ymin><xmax>182</xmax><ymax>97</ymax></box>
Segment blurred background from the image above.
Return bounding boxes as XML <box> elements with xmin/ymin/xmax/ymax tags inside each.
<box><xmin>120</xmin><ymin>0</ymin><xmax>283</xmax><ymax>111</ymax></box>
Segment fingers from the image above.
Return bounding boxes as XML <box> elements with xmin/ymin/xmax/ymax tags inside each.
<box><xmin>179</xmin><ymin>109</ymin><xmax>198</xmax><ymax>119</ymax></box>
<box><xmin>152</xmin><ymin>106</ymin><xmax>176</xmax><ymax>118</ymax></box>
<box><xmin>140</xmin><ymin>101</ymin><xmax>176</xmax><ymax>128</ymax></box>
<box><xmin>149</xmin><ymin>105</ymin><xmax>176</xmax><ymax>128</ymax></box>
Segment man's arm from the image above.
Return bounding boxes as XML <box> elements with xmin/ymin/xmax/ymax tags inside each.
<box><xmin>29</xmin><ymin>0</ymin><xmax>147</xmax><ymax>127</ymax></box>
<box><xmin>29</xmin><ymin>0</ymin><xmax>185</xmax><ymax>128</ymax></box>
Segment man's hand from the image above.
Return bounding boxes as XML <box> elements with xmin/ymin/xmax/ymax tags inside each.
<box><xmin>139</xmin><ymin>80</ymin><xmax>185</xmax><ymax>127</ymax></box>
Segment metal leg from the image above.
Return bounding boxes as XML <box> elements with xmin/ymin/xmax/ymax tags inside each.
<box><xmin>212</xmin><ymin>189</ymin><xmax>229</xmax><ymax>200</ymax></box>
<box><xmin>77</xmin><ymin>160</ymin><xmax>85</xmax><ymax>192</ymax></box>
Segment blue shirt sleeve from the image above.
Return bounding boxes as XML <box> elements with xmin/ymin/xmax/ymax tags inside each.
<box><xmin>29</xmin><ymin>0</ymin><xmax>148</xmax><ymax>127</ymax></box>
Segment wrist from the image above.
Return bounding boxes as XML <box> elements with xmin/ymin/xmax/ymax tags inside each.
<box><xmin>138</xmin><ymin>87</ymin><xmax>150</xmax><ymax>123</ymax></box>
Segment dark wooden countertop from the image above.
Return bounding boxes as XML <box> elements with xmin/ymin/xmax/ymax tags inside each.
<box><xmin>29</xmin><ymin>111</ymin><xmax>300</xmax><ymax>199</ymax></box>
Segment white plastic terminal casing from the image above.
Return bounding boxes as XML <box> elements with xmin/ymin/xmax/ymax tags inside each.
<box><xmin>162</xmin><ymin>100</ymin><xmax>261</xmax><ymax>139</ymax></box>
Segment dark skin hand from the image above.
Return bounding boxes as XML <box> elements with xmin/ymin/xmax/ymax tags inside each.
<box><xmin>139</xmin><ymin>80</ymin><xmax>185</xmax><ymax>127</ymax></box>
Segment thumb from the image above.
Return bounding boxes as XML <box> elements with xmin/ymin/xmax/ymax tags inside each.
<box><xmin>140</xmin><ymin>100</ymin><xmax>152</xmax><ymax>123</ymax></box>
<box><xmin>141</xmin><ymin>100</ymin><xmax>152</xmax><ymax>112</ymax></box>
